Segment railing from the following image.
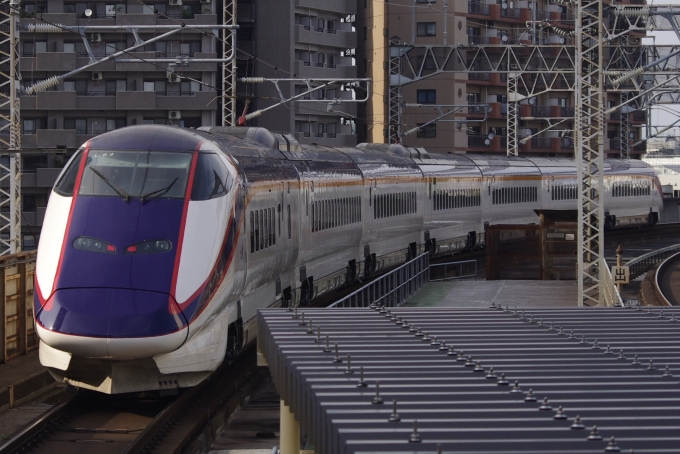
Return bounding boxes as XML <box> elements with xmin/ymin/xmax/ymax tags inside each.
<box><xmin>430</xmin><ymin>260</ymin><xmax>477</xmax><ymax>282</ymax></box>
<box><xmin>468</xmin><ymin>72</ymin><xmax>490</xmax><ymax>80</ymax></box>
<box><xmin>501</xmin><ymin>7</ymin><xmax>521</xmax><ymax>18</ymax></box>
<box><xmin>328</xmin><ymin>253</ymin><xmax>429</xmax><ymax>308</ymax></box>
<box><xmin>468</xmin><ymin>135</ymin><xmax>491</xmax><ymax>147</ymax></box>
<box><xmin>0</xmin><ymin>252</ymin><xmax>37</xmax><ymax>364</ymax></box>
<box><xmin>468</xmin><ymin>2</ymin><xmax>490</xmax><ymax>15</ymax></box>
<box><xmin>601</xmin><ymin>257</ymin><xmax>624</xmax><ymax>307</ymax></box>
<box><xmin>531</xmin><ymin>138</ymin><xmax>552</xmax><ymax>149</ymax></box>
<box><xmin>626</xmin><ymin>244</ymin><xmax>680</xmax><ymax>280</ymax></box>
<box><xmin>531</xmin><ymin>105</ymin><xmax>551</xmax><ymax>117</ymax></box>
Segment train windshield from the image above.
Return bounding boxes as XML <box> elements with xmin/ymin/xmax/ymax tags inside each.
<box><xmin>78</xmin><ymin>150</ymin><xmax>193</xmax><ymax>200</ymax></box>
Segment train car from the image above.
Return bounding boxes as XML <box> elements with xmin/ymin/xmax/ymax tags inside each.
<box><xmin>33</xmin><ymin>125</ymin><xmax>663</xmax><ymax>393</ymax></box>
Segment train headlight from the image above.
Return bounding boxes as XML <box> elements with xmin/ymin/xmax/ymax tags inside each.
<box><xmin>72</xmin><ymin>236</ymin><xmax>116</xmax><ymax>254</ymax></box>
<box><xmin>124</xmin><ymin>239</ymin><xmax>172</xmax><ymax>255</ymax></box>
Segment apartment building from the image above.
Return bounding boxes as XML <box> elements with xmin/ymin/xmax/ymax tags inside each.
<box><xmin>18</xmin><ymin>0</ymin><xmax>220</xmax><ymax>148</ymax></box>
<box><xmin>237</xmin><ymin>0</ymin><xmax>358</xmax><ymax>146</ymax></box>
<box><xmin>357</xmin><ymin>0</ymin><xmax>646</xmax><ymax>158</ymax></box>
<box><xmin>6</xmin><ymin>0</ymin><xmax>222</xmax><ymax>248</ymax></box>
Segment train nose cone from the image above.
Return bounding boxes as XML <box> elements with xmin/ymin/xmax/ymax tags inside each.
<box><xmin>36</xmin><ymin>288</ymin><xmax>188</xmax><ymax>358</ymax></box>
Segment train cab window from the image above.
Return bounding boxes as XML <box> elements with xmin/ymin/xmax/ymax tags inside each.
<box><xmin>191</xmin><ymin>153</ymin><xmax>232</xmax><ymax>201</ymax></box>
<box><xmin>79</xmin><ymin>150</ymin><xmax>192</xmax><ymax>200</ymax></box>
<box><xmin>54</xmin><ymin>150</ymin><xmax>84</xmax><ymax>197</ymax></box>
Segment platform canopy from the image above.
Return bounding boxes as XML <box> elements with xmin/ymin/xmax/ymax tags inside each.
<box><xmin>258</xmin><ymin>306</ymin><xmax>680</xmax><ymax>454</ymax></box>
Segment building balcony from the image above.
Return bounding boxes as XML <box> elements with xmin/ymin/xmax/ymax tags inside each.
<box><xmin>295</xmin><ymin>132</ymin><xmax>356</xmax><ymax>147</ymax></box>
<box><xmin>36</xmin><ymin>168</ymin><xmax>62</xmax><ymax>187</ymax></box>
<box><xmin>35</xmin><ymin>91</ymin><xmax>76</xmax><ymax>110</ymax></box>
<box><xmin>116</xmin><ymin>91</ymin><xmax>156</xmax><ymax>110</ymax></box>
<box><xmin>294</xmin><ymin>61</ymin><xmax>356</xmax><ymax>78</ymax></box>
<box><xmin>295</xmin><ymin>0</ymin><xmax>355</xmax><ymax>14</ymax></box>
<box><xmin>21</xmin><ymin>52</ymin><xmax>77</xmax><ymax>72</ymax></box>
<box><xmin>157</xmin><ymin>13</ymin><xmax>217</xmax><ymax>26</ymax></box>
<box><xmin>77</xmin><ymin>93</ymin><xmax>117</xmax><ymax>110</ymax></box>
<box><xmin>295</xmin><ymin>24</ymin><xmax>356</xmax><ymax>49</ymax></box>
<box><xmin>468</xmin><ymin>2</ymin><xmax>490</xmax><ymax>16</ymax></box>
<box><xmin>31</xmin><ymin>129</ymin><xmax>78</xmax><ymax>149</ymax></box>
<box><xmin>156</xmin><ymin>91</ymin><xmax>218</xmax><ymax>110</ymax></box>
<box><xmin>518</xmin><ymin>104</ymin><xmax>574</xmax><ymax>119</ymax></box>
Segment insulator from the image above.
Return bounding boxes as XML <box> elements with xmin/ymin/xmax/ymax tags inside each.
<box><xmin>26</xmin><ymin>23</ymin><xmax>65</xmax><ymax>33</ymax></box>
<box><xmin>239</xmin><ymin>77</ymin><xmax>265</xmax><ymax>83</ymax></box>
<box><xmin>614</xmin><ymin>6</ymin><xmax>649</xmax><ymax>18</ymax></box>
<box><xmin>24</xmin><ymin>76</ymin><xmax>60</xmax><ymax>95</ymax></box>
<box><xmin>612</xmin><ymin>66</ymin><xmax>646</xmax><ymax>87</ymax></box>
<box><xmin>245</xmin><ymin>110</ymin><xmax>263</xmax><ymax>120</ymax></box>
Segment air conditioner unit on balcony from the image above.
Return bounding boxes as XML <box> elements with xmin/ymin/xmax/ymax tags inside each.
<box><xmin>90</xmin><ymin>33</ymin><xmax>101</xmax><ymax>43</ymax></box>
<box><xmin>169</xmin><ymin>0</ymin><xmax>183</xmax><ymax>6</ymax></box>
<box><xmin>167</xmin><ymin>73</ymin><xmax>181</xmax><ymax>83</ymax></box>
<box><xmin>169</xmin><ymin>110</ymin><xmax>182</xmax><ymax>120</ymax></box>
<box><xmin>92</xmin><ymin>71</ymin><xmax>103</xmax><ymax>81</ymax></box>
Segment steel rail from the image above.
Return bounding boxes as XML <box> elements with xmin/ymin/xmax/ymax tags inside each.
<box><xmin>0</xmin><ymin>391</ymin><xmax>79</xmax><ymax>453</ymax></box>
<box><xmin>653</xmin><ymin>250</ymin><xmax>680</xmax><ymax>306</ymax></box>
<box><xmin>122</xmin><ymin>344</ymin><xmax>266</xmax><ymax>454</ymax></box>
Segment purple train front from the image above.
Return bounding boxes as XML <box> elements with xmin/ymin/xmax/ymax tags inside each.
<box><xmin>35</xmin><ymin>126</ymin><xmax>243</xmax><ymax>393</ymax></box>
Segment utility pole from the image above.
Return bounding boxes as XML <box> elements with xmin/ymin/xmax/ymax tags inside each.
<box><xmin>575</xmin><ymin>0</ymin><xmax>605</xmax><ymax>306</ymax></box>
<box><xmin>0</xmin><ymin>0</ymin><xmax>22</xmax><ymax>254</ymax></box>
<box><xmin>223</xmin><ymin>0</ymin><xmax>237</xmax><ymax>126</ymax></box>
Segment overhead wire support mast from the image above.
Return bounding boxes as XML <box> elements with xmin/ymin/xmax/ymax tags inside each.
<box><xmin>238</xmin><ymin>78</ymin><xmax>371</xmax><ymax>121</ymax></box>
<box><xmin>223</xmin><ymin>0</ymin><xmax>236</xmax><ymax>126</ymax></box>
<box><xmin>575</xmin><ymin>0</ymin><xmax>605</xmax><ymax>306</ymax></box>
<box><xmin>0</xmin><ymin>0</ymin><xmax>21</xmax><ymax>254</ymax></box>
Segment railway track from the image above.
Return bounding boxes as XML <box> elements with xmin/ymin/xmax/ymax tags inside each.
<box><xmin>2</xmin><ymin>223</ymin><xmax>679</xmax><ymax>453</ymax></box>
<box><xmin>0</xmin><ymin>345</ymin><xmax>266</xmax><ymax>454</ymax></box>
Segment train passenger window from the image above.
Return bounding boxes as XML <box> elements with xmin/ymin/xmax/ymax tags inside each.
<box><xmin>191</xmin><ymin>153</ymin><xmax>232</xmax><ymax>201</ymax></box>
<box><xmin>311</xmin><ymin>202</ymin><xmax>315</xmax><ymax>232</ymax></box>
<box><xmin>250</xmin><ymin>212</ymin><xmax>255</xmax><ymax>253</ymax></box>
<box><xmin>54</xmin><ymin>150</ymin><xmax>84</xmax><ymax>197</ymax></box>
<box><xmin>270</xmin><ymin>207</ymin><xmax>274</xmax><ymax>245</ymax></box>
<box><xmin>254</xmin><ymin>210</ymin><xmax>259</xmax><ymax>252</ymax></box>
<box><xmin>287</xmin><ymin>204</ymin><xmax>291</xmax><ymax>239</ymax></box>
<box><xmin>259</xmin><ymin>209</ymin><xmax>264</xmax><ymax>250</ymax></box>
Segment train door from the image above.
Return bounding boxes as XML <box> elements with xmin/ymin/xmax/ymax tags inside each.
<box><xmin>278</xmin><ymin>180</ymin><xmax>297</xmax><ymax>307</ymax></box>
<box><xmin>483</xmin><ymin>175</ymin><xmax>495</xmax><ymax>223</ymax></box>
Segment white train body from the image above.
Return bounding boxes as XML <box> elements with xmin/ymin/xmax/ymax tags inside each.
<box><xmin>33</xmin><ymin>125</ymin><xmax>663</xmax><ymax>393</ymax></box>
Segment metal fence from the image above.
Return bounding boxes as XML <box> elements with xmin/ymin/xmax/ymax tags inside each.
<box><xmin>328</xmin><ymin>253</ymin><xmax>430</xmax><ymax>308</ymax></box>
<box><xmin>430</xmin><ymin>259</ymin><xmax>477</xmax><ymax>282</ymax></box>
<box><xmin>0</xmin><ymin>252</ymin><xmax>37</xmax><ymax>364</ymax></box>
<box><xmin>626</xmin><ymin>244</ymin><xmax>680</xmax><ymax>280</ymax></box>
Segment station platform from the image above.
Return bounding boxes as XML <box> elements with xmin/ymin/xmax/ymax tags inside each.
<box><xmin>405</xmin><ymin>279</ymin><xmax>579</xmax><ymax>308</ymax></box>
<box><xmin>0</xmin><ymin>350</ymin><xmax>54</xmax><ymax>414</ymax></box>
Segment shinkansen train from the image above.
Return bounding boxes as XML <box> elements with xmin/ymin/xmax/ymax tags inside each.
<box><xmin>33</xmin><ymin>125</ymin><xmax>663</xmax><ymax>393</ymax></box>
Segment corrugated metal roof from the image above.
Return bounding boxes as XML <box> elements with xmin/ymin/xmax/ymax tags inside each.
<box><xmin>258</xmin><ymin>306</ymin><xmax>680</xmax><ymax>454</ymax></box>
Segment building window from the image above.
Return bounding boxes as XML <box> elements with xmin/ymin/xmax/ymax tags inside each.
<box><xmin>22</xmin><ymin>156</ymin><xmax>47</xmax><ymax>173</ymax></box>
<box><xmin>64</xmin><ymin>118</ymin><xmax>88</xmax><ymax>134</ymax></box>
<box><xmin>144</xmin><ymin>80</ymin><xmax>166</xmax><ymax>94</ymax></box>
<box><xmin>417</xmin><ymin>22</ymin><xmax>436</xmax><ymax>37</ymax></box>
<box><xmin>22</xmin><ymin>41</ymin><xmax>47</xmax><ymax>57</ymax></box>
<box><xmin>327</xmin><ymin>20</ymin><xmax>336</xmax><ymax>33</ymax></box>
<box><xmin>23</xmin><ymin>118</ymin><xmax>46</xmax><ymax>134</ymax></box>
<box><xmin>416</xmin><ymin>89</ymin><xmax>436</xmax><ymax>104</ymax></box>
<box><xmin>364</xmin><ymin>26</ymin><xmax>367</xmax><ymax>41</ymax></box>
<box><xmin>416</xmin><ymin>123</ymin><xmax>436</xmax><ymax>138</ymax></box>
<box><xmin>142</xmin><ymin>3</ymin><xmax>166</xmax><ymax>14</ymax></box>
<box><xmin>105</xmin><ymin>4</ymin><xmax>126</xmax><ymax>16</ymax></box>
<box><xmin>328</xmin><ymin>54</ymin><xmax>336</xmax><ymax>68</ymax></box>
<box><xmin>106</xmin><ymin>119</ymin><xmax>126</xmax><ymax>131</ymax></box>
